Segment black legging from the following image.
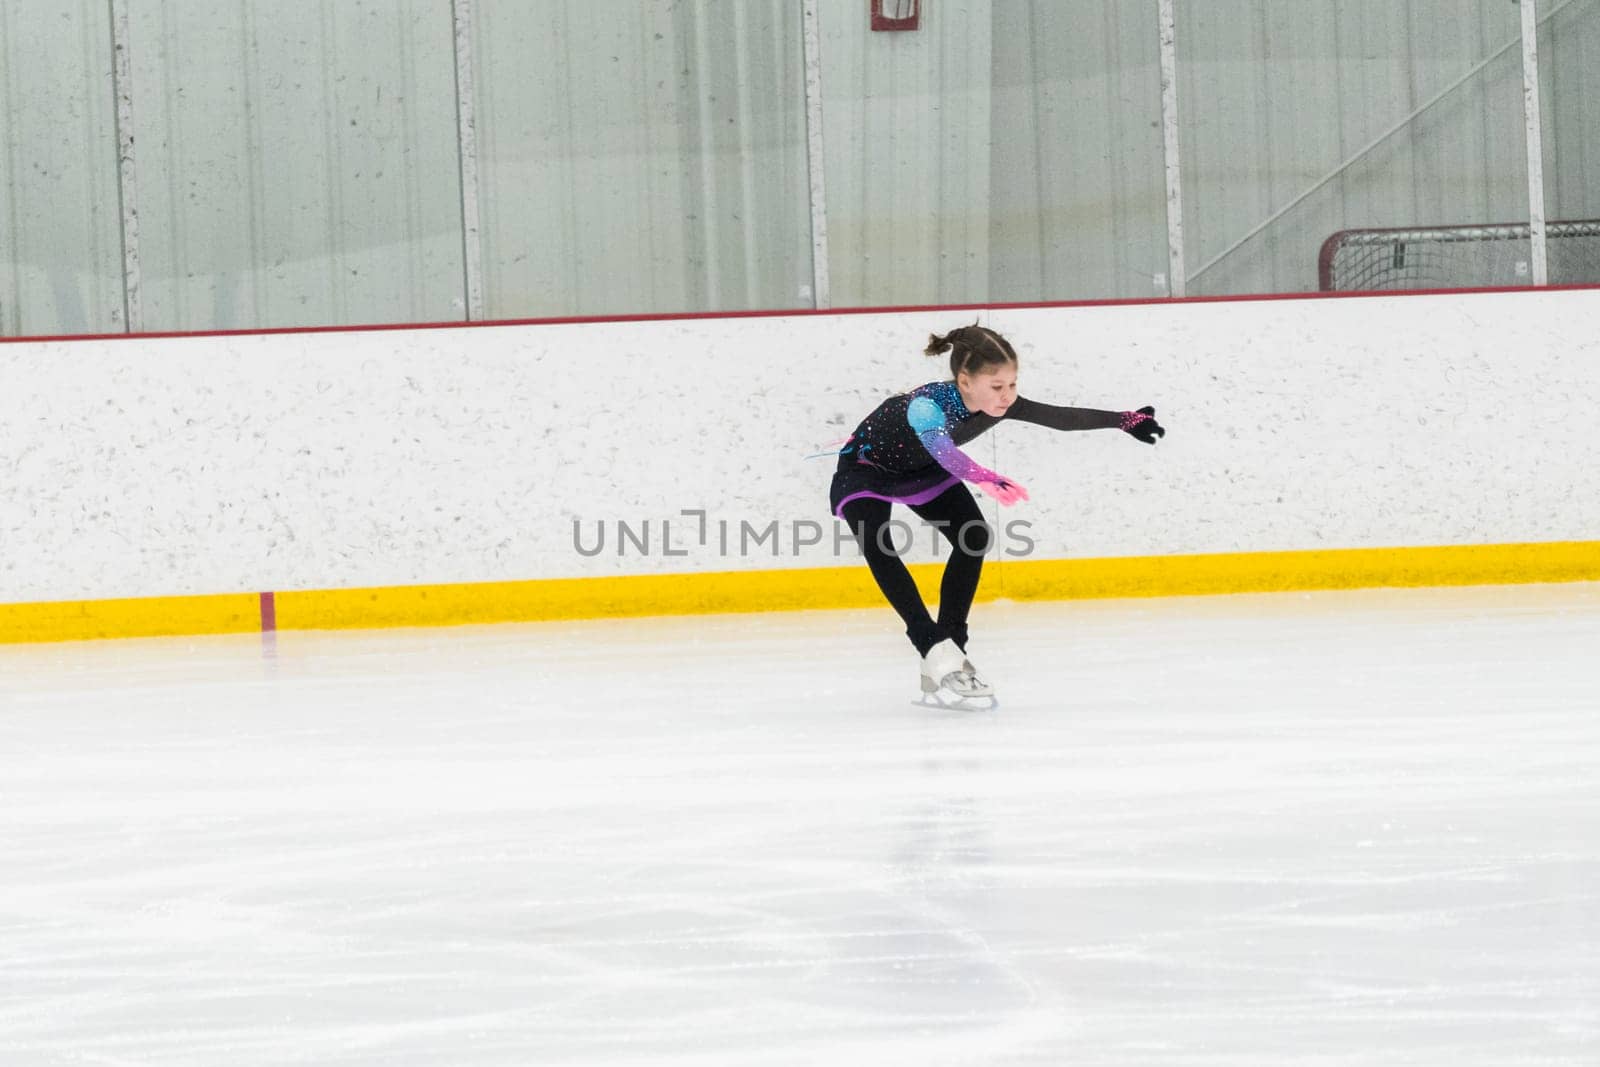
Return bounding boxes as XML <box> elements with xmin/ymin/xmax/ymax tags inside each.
<box><xmin>840</xmin><ymin>483</ymin><xmax>994</xmax><ymax>657</ymax></box>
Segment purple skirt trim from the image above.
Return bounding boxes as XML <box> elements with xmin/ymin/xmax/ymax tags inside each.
<box><xmin>832</xmin><ymin>475</ymin><xmax>961</xmax><ymax>518</ymax></box>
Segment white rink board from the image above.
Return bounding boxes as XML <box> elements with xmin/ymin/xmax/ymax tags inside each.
<box><xmin>2</xmin><ymin>289</ymin><xmax>1598</xmax><ymax>602</ymax></box>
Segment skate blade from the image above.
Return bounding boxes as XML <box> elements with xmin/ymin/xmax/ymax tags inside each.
<box><xmin>914</xmin><ymin>690</ymin><xmax>998</xmax><ymax>712</ymax></box>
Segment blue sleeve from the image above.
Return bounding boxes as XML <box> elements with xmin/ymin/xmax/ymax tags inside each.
<box><xmin>907</xmin><ymin>396</ymin><xmax>1000</xmax><ymax>483</ymax></box>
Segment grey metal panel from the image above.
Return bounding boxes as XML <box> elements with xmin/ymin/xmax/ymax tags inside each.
<box><xmin>683</xmin><ymin>0</ymin><xmax>813</xmax><ymax>312</ymax></box>
<box><xmin>1541</xmin><ymin>0</ymin><xmax>1600</xmax><ymax>220</ymax></box>
<box><xmin>1469</xmin><ymin>1</ymin><xmax>1533</xmax><ymax>224</ymax></box>
<box><xmin>1405</xmin><ymin>2</ymin><xmax>1527</xmax><ymax>225</ymax></box>
<box><xmin>475</xmin><ymin>1</ymin><xmax>678</xmax><ymax>317</ymax></box>
<box><xmin>818</xmin><ymin>0</ymin><xmax>992</xmax><ymax>308</ymax></box>
<box><xmin>989</xmin><ymin>0</ymin><xmax>1167</xmax><ymax>302</ymax></box>
<box><xmin>1256</xmin><ymin>3</ymin><xmax>1345</xmax><ymax>294</ymax></box>
<box><xmin>1176</xmin><ymin>3</ymin><xmax>1272</xmax><ymax>295</ymax></box>
<box><xmin>1329</xmin><ymin>3</ymin><xmax>1418</xmax><ymax>237</ymax></box>
<box><xmin>1180</xmin><ymin>0</ymin><xmax>1528</xmax><ymax>295</ymax></box>
<box><xmin>472</xmin><ymin>0</ymin><xmax>810</xmax><ymax>318</ymax></box>
<box><xmin>3</xmin><ymin>2</ymin><xmax>1593</xmax><ymax>332</ymax></box>
<box><xmin>130</xmin><ymin>0</ymin><xmax>464</xmax><ymax>331</ymax></box>
<box><xmin>0</xmin><ymin>1</ymin><xmax>123</xmax><ymax>336</ymax></box>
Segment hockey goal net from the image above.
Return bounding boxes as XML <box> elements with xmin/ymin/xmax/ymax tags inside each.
<box><xmin>1318</xmin><ymin>219</ymin><xmax>1600</xmax><ymax>291</ymax></box>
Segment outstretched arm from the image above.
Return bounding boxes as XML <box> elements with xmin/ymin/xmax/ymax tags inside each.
<box><xmin>1004</xmin><ymin>396</ymin><xmax>1123</xmax><ymax>431</ymax></box>
<box><xmin>1006</xmin><ymin>396</ymin><xmax>1166</xmax><ymax>444</ymax></box>
<box><xmin>907</xmin><ymin>396</ymin><xmax>1029</xmax><ymax>505</ymax></box>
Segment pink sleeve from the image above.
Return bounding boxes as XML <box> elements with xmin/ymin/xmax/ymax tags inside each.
<box><xmin>907</xmin><ymin>396</ymin><xmax>1001</xmax><ymax>484</ymax></box>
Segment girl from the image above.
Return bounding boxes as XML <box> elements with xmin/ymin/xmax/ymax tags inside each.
<box><xmin>829</xmin><ymin>324</ymin><xmax>1164</xmax><ymax>707</ymax></box>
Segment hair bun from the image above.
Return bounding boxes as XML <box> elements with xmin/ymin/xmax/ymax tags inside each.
<box><xmin>924</xmin><ymin>333</ymin><xmax>952</xmax><ymax>357</ymax></box>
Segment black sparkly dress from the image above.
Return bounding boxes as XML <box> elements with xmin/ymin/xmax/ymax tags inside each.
<box><xmin>829</xmin><ymin>380</ymin><xmax>1123</xmax><ymax>516</ymax></box>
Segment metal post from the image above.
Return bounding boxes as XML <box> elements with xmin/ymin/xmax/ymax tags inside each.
<box><xmin>731</xmin><ymin>1</ymin><xmax>761</xmax><ymax>307</ymax></box>
<box><xmin>801</xmin><ymin>0</ymin><xmax>831</xmax><ymax>309</ymax></box>
<box><xmin>692</xmin><ymin>0</ymin><xmax>723</xmax><ymax>309</ymax></box>
<box><xmin>1519</xmin><ymin>0</ymin><xmax>1549</xmax><ymax>286</ymax></box>
<box><xmin>451</xmin><ymin>0</ymin><xmax>485</xmax><ymax>320</ymax></box>
<box><xmin>1156</xmin><ymin>0</ymin><xmax>1185</xmax><ymax>298</ymax></box>
<box><xmin>108</xmin><ymin>0</ymin><xmax>142</xmax><ymax>331</ymax></box>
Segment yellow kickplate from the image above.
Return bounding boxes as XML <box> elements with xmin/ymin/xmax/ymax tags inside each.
<box><xmin>2</xmin><ymin>541</ymin><xmax>1596</xmax><ymax>644</ymax></box>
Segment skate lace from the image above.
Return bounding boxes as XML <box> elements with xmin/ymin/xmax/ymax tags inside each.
<box><xmin>946</xmin><ymin>666</ymin><xmax>987</xmax><ymax>692</ymax></box>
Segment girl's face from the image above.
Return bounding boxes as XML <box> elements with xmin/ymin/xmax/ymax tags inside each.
<box><xmin>957</xmin><ymin>363</ymin><xmax>1018</xmax><ymax>417</ymax></box>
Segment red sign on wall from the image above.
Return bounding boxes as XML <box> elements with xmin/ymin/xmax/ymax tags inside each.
<box><xmin>871</xmin><ymin>0</ymin><xmax>920</xmax><ymax>32</ymax></box>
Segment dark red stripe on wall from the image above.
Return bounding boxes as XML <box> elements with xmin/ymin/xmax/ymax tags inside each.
<box><xmin>259</xmin><ymin>591</ymin><xmax>277</xmax><ymax>633</ymax></box>
<box><xmin>4</xmin><ymin>286</ymin><xmax>1598</xmax><ymax>347</ymax></box>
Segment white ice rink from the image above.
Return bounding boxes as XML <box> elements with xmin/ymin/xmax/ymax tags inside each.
<box><xmin>3</xmin><ymin>583</ymin><xmax>1598</xmax><ymax>1065</ymax></box>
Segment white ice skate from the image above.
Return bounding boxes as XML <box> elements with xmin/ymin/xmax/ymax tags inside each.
<box><xmin>917</xmin><ymin>639</ymin><xmax>998</xmax><ymax>711</ymax></box>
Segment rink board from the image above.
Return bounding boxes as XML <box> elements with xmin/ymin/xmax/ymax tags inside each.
<box><xmin>2</xmin><ymin>540</ymin><xmax>1596</xmax><ymax>643</ymax></box>
<box><xmin>5</xmin><ymin>286</ymin><xmax>1600</xmax><ymax>643</ymax></box>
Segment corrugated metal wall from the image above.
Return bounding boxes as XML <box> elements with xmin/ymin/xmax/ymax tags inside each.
<box><xmin>989</xmin><ymin>1</ymin><xmax>1167</xmax><ymax>302</ymax></box>
<box><xmin>1177</xmin><ymin>0</ymin><xmax>1529</xmax><ymax>295</ymax></box>
<box><xmin>129</xmin><ymin>0</ymin><xmax>464</xmax><ymax>330</ymax></box>
<box><xmin>0</xmin><ymin>1</ymin><xmax>1596</xmax><ymax>336</ymax></box>
<box><xmin>472</xmin><ymin>0</ymin><xmax>811</xmax><ymax>318</ymax></box>
<box><xmin>0</xmin><ymin>1</ymin><xmax>123</xmax><ymax>336</ymax></box>
<box><xmin>818</xmin><ymin>0</ymin><xmax>992</xmax><ymax>308</ymax></box>
<box><xmin>1542</xmin><ymin>0</ymin><xmax>1600</xmax><ymax>220</ymax></box>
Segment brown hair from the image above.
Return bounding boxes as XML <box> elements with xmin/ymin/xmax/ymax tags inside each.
<box><xmin>924</xmin><ymin>323</ymin><xmax>1018</xmax><ymax>379</ymax></box>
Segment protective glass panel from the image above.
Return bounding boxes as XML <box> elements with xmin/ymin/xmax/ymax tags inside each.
<box><xmin>822</xmin><ymin>1</ymin><xmax>1168</xmax><ymax>307</ymax></box>
<box><xmin>1178</xmin><ymin>1</ymin><xmax>1532</xmax><ymax>295</ymax></box>
<box><xmin>131</xmin><ymin>0</ymin><xmax>465</xmax><ymax>331</ymax></box>
<box><xmin>1537</xmin><ymin>0</ymin><xmax>1600</xmax><ymax>285</ymax></box>
<box><xmin>473</xmin><ymin>0</ymin><xmax>813</xmax><ymax>318</ymax></box>
<box><xmin>0</xmin><ymin>2</ymin><xmax>123</xmax><ymax>336</ymax></box>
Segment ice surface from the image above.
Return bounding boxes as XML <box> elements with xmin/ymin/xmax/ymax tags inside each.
<box><xmin>2</xmin><ymin>584</ymin><xmax>1597</xmax><ymax>1065</ymax></box>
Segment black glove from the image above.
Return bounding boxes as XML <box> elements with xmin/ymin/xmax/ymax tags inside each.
<box><xmin>1119</xmin><ymin>406</ymin><xmax>1165</xmax><ymax>444</ymax></box>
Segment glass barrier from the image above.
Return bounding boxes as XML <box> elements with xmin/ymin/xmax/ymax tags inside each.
<box><xmin>129</xmin><ymin>1</ymin><xmax>465</xmax><ymax>331</ymax></box>
<box><xmin>0</xmin><ymin>2</ymin><xmax>123</xmax><ymax>336</ymax></box>
<box><xmin>1</xmin><ymin>2</ymin><xmax>1594</xmax><ymax>338</ymax></box>
<box><xmin>1177</xmin><ymin>0</ymin><xmax>1531</xmax><ymax>296</ymax></box>
<box><xmin>1537</xmin><ymin>0</ymin><xmax>1600</xmax><ymax>285</ymax></box>
<box><xmin>819</xmin><ymin>1</ymin><xmax>1167</xmax><ymax>308</ymax></box>
<box><xmin>473</xmin><ymin>0</ymin><xmax>813</xmax><ymax>318</ymax></box>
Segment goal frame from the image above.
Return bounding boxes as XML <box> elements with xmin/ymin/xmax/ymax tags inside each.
<box><xmin>1318</xmin><ymin>218</ymin><xmax>1600</xmax><ymax>292</ymax></box>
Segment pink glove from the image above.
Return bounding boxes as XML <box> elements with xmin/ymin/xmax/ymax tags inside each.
<box><xmin>977</xmin><ymin>477</ymin><xmax>1029</xmax><ymax>506</ymax></box>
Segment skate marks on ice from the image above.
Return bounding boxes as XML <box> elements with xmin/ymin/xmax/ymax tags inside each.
<box><xmin>0</xmin><ymin>583</ymin><xmax>1597</xmax><ymax>1064</ymax></box>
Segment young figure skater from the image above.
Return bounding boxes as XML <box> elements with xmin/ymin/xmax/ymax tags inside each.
<box><xmin>829</xmin><ymin>324</ymin><xmax>1165</xmax><ymax>707</ymax></box>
